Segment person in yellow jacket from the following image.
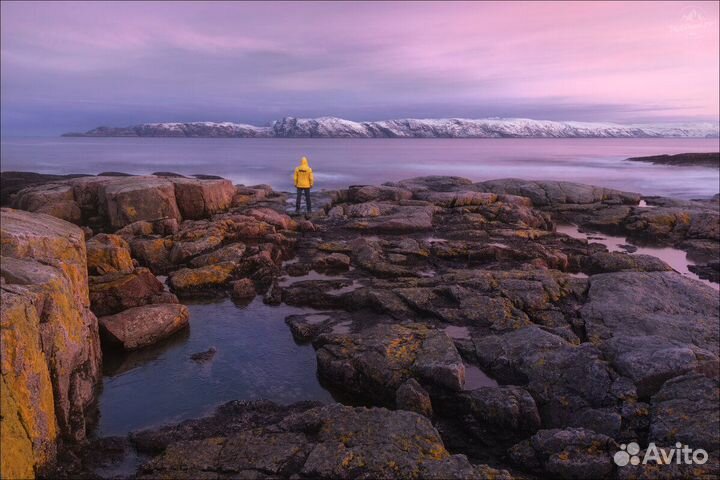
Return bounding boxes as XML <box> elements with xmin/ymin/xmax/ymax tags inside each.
<box><xmin>294</xmin><ymin>156</ymin><xmax>314</xmax><ymax>215</ymax></box>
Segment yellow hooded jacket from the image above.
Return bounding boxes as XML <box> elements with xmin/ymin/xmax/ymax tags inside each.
<box><xmin>294</xmin><ymin>157</ymin><xmax>314</xmax><ymax>189</ymax></box>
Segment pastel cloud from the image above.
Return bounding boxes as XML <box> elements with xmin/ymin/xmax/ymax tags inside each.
<box><xmin>1</xmin><ymin>1</ymin><xmax>718</xmax><ymax>135</ymax></box>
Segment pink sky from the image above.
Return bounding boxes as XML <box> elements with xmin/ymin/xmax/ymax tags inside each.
<box><xmin>1</xmin><ymin>1</ymin><xmax>718</xmax><ymax>134</ymax></box>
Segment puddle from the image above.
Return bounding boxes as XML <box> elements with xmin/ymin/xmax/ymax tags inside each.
<box><xmin>556</xmin><ymin>224</ymin><xmax>718</xmax><ymax>290</ymax></box>
<box><xmin>304</xmin><ymin>314</ymin><xmax>331</xmax><ymax>325</ymax></box>
<box><xmin>91</xmin><ymin>448</ymin><xmax>150</xmax><ymax>479</ymax></box>
<box><xmin>464</xmin><ymin>364</ymin><xmax>499</xmax><ymax>390</ymax></box>
<box><xmin>330</xmin><ymin>321</ymin><xmax>352</xmax><ymax>334</ymax></box>
<box><xmin>327</xmin><ymin>280</ymin><xmax>363</xmax><ymax>295</ymax></box>
<box><xmin>443</xmin><ymin>325</ymin><xmax>471</xmax><ymax>340</ymax></box>
<box><xmin>487</xmin><ymin>242</ymin><xmax>510</xmax><ymax>249</ymax></box>
<box><xmin>278</xmin><ymin>270</ymin><xmax>348</xmax><ymax>287</ymax></box>
<box><xmin>418</xmin><ymin>269</ymin><xmax>437</xmax><ymax>278</ymax></box>
<box><xmin>93</xmin><ymin>298</ymin><xmax>334</xmax><ymax>437</ymax></box>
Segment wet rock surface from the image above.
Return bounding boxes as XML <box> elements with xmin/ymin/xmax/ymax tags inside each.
<box><xmin>3</xmin><ymin>174</ymin><xmax>719</xmax><ymax>479</ymax></box>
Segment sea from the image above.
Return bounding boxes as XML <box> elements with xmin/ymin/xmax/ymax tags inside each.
<box><xmin>1</xmin><ymin>137</ymin><xmax>718</xmax><ymax>199</ymax></box>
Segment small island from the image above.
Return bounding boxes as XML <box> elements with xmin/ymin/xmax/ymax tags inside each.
<box><xmin>627</xmin><ymin>152</ymin><xmax>719</xmax><ymax>168</ymax></box>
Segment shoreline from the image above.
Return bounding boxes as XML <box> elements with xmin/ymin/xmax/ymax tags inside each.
<box><xmin>2</xmin><ymin>172</ymin><xmax>718</xmax><ymax>479</ymax></box>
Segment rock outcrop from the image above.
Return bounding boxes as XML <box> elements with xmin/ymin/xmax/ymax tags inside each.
<box><xmin>89</xmin><ymin>267</ymin><xmax>175</xmax><ymax>316</ymax></box>
<box><xmin>9</xmin><ymin>175</ymin><xmax>238</xmax><ymax>231</ymax></box>
<box><xmin>98</xmin><ymin>304</ymin><xmax>190</xmax><ymax>350</ymax></box>
<box><xmin>4</xmin><ymin>173</ymin><xmax>718</xmax><ymax>480</ymax></box>
<box><xmin>86</xmin><ymin>233</ymin><xmax>134</xmax><ymax>275</ymax></box>
<box><xmin>1</xmin><ymin>208</ymin><xmax>101</xmax><ymax>478</ymax></box>
<box><xmin>130</xmin><ymin>401</ymin><xmax>512</xmax><ymax>480</ymax></box>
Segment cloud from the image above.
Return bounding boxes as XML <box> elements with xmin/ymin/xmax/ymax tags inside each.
<box><xmin>1</xmin><ymin>1</ymin><xmax>718</xmax><ymax>135</ymax></box>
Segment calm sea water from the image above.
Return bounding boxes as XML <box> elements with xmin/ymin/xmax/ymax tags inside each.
<box><xmin>1</xmin><ymin>137</ymin><xmax>718</xmax><ymax>198</ymax></box>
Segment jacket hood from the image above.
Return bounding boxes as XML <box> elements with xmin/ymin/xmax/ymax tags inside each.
<box><xmin>300</xmin><ymin>157</ymin><xmax>309</xmax><ymax>167</ymax></box>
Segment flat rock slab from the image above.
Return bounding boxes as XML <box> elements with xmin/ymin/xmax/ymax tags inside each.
<box><xmin>99</xmin><ymin>303</ymin><xmax>189</xmax><ymax>350</ymax></box>
<box><xmin>136</xmin><ymin>402</ymin><xmax>511</xmax><ymax>480</ymax></box>
<box><xmin>314</xmin><ymin>323</ymin><xmax>465</xmax><ymax>403</ymax></box>
<box><xmin>581</xmin><ymin>271</ymin><xmax>719</xmax><ymax>397</ymax></box>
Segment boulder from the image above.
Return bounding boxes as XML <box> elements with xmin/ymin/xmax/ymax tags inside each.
<box><xmin>169</xmin><ymin>235</ymin><xmax>224</xmax><ymax>264</ymax></box>
<box><xmin>232</xmin><ymin>186</ymin><xmax>268</xmax><ymax>206</ymax></box>
<box><xmin>100</xmin><ymin>177</ymin><xmax>182</xmax><ymax>229</ymax></box>
<box><xmin>437</xmin><ymin>386</ymin><xmax>541</xmax><ymax>443</ymax></box>
<box><xmin>581</xmin><ymin>272</ymin><xmax>719</xmax><ymax>397</ymax></box>
<box><xmin>89</xmin><ymin>267</ymin><xmax>173</xmax><ymax>316</ymax></box>
<box><xmin>584</xmin><ymin>252</ymin><xmax>672</xmax><ymax>274</ymax></box>
<box><xmin>189</xmin><ymin>242</ymin><xmax>246</xmax><ymax>268</ymax></box>
<box><xmin>285</xmin><ymin>313</ymin><xmax>335</xmax><ymax>342</ymax></box>
<box><xmin>649</xmin><ymin>373</ymin><xmax>719</xmax><ymax>452</ymax></box>
<box><xmin>168</xmin><ymin>219</ymin><xmax>232</xmax><ymax>264</ymax></box>
<box><xmin>168</xmin><ymin>262</ymin><xmax>237</xmax><ymax>295</ymax></box>
<box><xmin>314</xmin><ymin>323</ymin><xmax>465</xmax><ymax>403</ymax></box>
<box><xmin>345</xmin><ymin>185</ymin><xmax>413</xmax><ymax>203</ymax></box>
<box><xmin>246</xmin><ymin>207</ymin><xmax>297</xmax><ymax>230</ymax></box>
<box><xmin>346</xmin><ymin>204</ymin><xmax>435</xmax><ymax>232</ymax></box>
<box><xmin>231</xmin><ymin>278</ymin><xmax>256</xmax><ymax>300</ymax></box>
<box><xmin>236</xmin><ymin>250</ymin><xmax>281</xmax><ymax>292</ymax></box>
<box><xmin>98</xmin><ymin>304</ymin><xmax>190</xmax><ymax>350</ymax></box>
<box><xmin>415</xmin><ymin>190</ymin><xmax>498</xmax><ymax>207</ymax></box>
<box><xmin>129</xmin><ymin>237</ymin><xmax>174</xmax><ymax>274</ymax></box>
<box><xmin>1</xmin><ymin>208</ymin><xmax>101</xmax><ymax>476</ymax></box>
<box><xmin>508</xmin><ymin>428</ymin><xmax>617</xmax><ymax>479</ymax></box>
<box><xmin>171</xmin><ymin>178</ymin><xmax>235</xmax><ymax>220</ymax></box>
<box><xmin>395</xmin><ymin>378</ymin><xmax>433</xmax><ymax>417</ymax></box>
<box><xmin>86</xmin><ymin>233</ymin><xmax>134</xmax><ymax>275</ymax></box>
<box><xmin>474</xmin><ymin>326</ymin><xmax>620</xmax><ymax>436</ymax></box>
<box><xmin>345</xmin><ymin>201</ymin><xmax>382</xmax><ymax>217</ymax></box>
<box><xmin>11</xmin><ymin>183</ymin><xmax>82</xmax><ymax>224</ymax></box>
<box><xmin>116</xmin><ymin>218</ymin><xmax>179</xmax><ymax>238</ymax></box>
<box><xmin>312</xmin><ymin>252</ymin><xmax>351</xmax><ymax>272</ymax></box>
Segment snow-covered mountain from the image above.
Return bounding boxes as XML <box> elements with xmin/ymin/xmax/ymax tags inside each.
<box><xmin>64</xmin><ymin>116</ymin><xmax>720</xmax><ymax>138</ymax></box>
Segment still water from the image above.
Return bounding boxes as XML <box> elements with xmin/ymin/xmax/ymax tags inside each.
<box><xmin>94</xmin><ymin>298</ymin><xmax>335</xmax><ymax>437</ymax></box>
<box><xmin>1</xmin><ymin>137</ymin><xmax>718</xmax><ymax>198</ymax></box>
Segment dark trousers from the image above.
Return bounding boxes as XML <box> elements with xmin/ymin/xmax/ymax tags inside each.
<box><xmin>296</xmin><ymin>188</ymin><xmax>311</xmax><ymax>213</ymax></box>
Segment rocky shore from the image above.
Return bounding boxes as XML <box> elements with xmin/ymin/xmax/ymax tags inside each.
<box><xmin>1</xmin><ymin>172</ymin><xmax>718</xmax><ymax>479</ymax></box>
<box><xmin>627</xmin><ymin>152</ymin><xmax>719</xmax><ymax>168</ymax></box>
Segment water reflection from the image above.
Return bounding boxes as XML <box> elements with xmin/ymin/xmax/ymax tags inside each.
<box><xmin>92</xmin><ymin>298</ymin><xmax>334</xmax><ymax>437</ymax></box>
<box><xmin>464</xmin><ymin>364</ymin><xmax>500</xmax><ymax>390</ymax></box>
<box><xmin>556</xmin><ymin>224</ymin><xmax>717</xmax><ymax>289</ymax></box>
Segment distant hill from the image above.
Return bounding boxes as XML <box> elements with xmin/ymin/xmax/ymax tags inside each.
<box><xmin>63</xmin><ymin>116</ymin><xmax>720</xmax><ymax>138</ymax></box>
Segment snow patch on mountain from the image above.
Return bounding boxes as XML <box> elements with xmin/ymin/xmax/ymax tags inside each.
<box><xmin>64</xmin><ymin>116</ymin><xmax>720</xmax><ymax>138</ymax></box>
